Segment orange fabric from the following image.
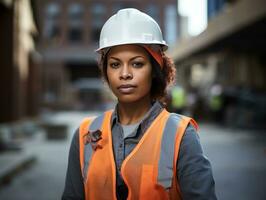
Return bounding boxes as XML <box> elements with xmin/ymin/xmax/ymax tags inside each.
<box><xmin>79</xmin><ymin>110</ymin><xmax>198</xmax><ymax>200</ymax></box>
<box><xmin>142</xmin><ymin>45</ymin><xmax>163</xmax><ymax>68</ymax></box>
<box><xmin>80</xmin><ymin>111</ymin><xmax>116</xmax><ymax>200</ymax></box>
<box><xmin>121</xmin><ymin>109</ymin><xmax>170</xmax><ymax>199</ymax></box>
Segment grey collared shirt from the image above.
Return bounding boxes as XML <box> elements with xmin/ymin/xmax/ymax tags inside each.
<box><xmin>62</xmin><ymin>101</ymin><xmax>217</xmax><ymax>200</ymax></box>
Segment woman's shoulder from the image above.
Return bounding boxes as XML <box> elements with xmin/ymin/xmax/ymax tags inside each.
<box><xmin>79</xmin><ymin>110</ymin><xmax>112</xmax><ymax>125</ymax></box>
<box><xmin>166</xmin><ymin>111</ymin><xmax>198</xmax><ymax>131</ymax></box>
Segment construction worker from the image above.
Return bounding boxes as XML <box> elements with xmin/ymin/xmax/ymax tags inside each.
<box><xmin>62</xmin><ymin>8</ymin><xmax>216</xmax><ymax>200</ymax></box>
<box><xmin>209</xmin><ymin>83</ymin><xmax>224</xmax><ymax>123</ymax></box>
<box><xmin>170</xmin><ymin>85</ymin><xmax>187</xmax><ymax>114</ymax></box>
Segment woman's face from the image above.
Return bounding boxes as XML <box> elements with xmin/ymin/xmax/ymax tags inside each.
<box><xmin>106</xmin><ymin>44</ymin><xmax>152</xmax><ymax>104</ymax></box>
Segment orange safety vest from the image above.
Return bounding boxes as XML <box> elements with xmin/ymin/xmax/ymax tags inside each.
<box><xmin>79</xmin><ymin>109</ymin><xmax>198</xmax><ymax>200</ymax></box>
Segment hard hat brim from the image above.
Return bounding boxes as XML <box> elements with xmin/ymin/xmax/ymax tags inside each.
<box><xmin>95</xmin><ymin>42</ymin><xmax>168</xmax><ymax>54</ymax></box>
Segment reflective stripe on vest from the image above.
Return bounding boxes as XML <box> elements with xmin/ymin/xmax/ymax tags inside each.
<box><xmin>79</xmin><ymin>109</ymin><xmax>198</xmax><ymax>200</ymax></box>
<box><xmin>82</xmin><ymin>114</ymin><xmax>105</xmax><ymax>180</ymax></box>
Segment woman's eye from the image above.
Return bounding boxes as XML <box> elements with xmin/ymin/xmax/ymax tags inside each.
<box><xmin>109</xmin><ymin>62</ymin><xmax>120</xmax><ymax>68</ymax></box>
<box><xmin>132</xmin><ymin>62</ymin><xmax>144</xmax><ymax>68</ymax></box>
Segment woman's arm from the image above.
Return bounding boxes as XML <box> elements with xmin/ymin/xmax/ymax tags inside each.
<box><xmin>62</xmin><ymin>129</ymin><xmax>85</xmax><ymax>200</ymax></box>
<box><xmin>177</xmin><ymin>124</ymin><xmax>217</xmax><ymax>200</ymax></box>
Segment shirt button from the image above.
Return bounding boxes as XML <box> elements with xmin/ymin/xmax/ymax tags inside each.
<box><xmin>119</xmin><ymin>144</ymin><xmax>123</xmax><ymax>148</ymax></box>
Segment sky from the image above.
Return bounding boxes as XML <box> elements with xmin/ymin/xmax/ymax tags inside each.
<box><xmin>178</xmin><ymin>0</ymin><xmax>207</xmax><ymax>36</ymax></box>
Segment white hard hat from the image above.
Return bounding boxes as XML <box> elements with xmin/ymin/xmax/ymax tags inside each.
<box><xmin>96</xmin><ymin>8</ymin><xmax>168</xmax><ymax>53</ymax></box>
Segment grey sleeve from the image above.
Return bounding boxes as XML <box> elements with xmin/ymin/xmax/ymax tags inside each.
<box><xmin>62</xmin><ymin>129</ymin><xmax>85</xmax><ymax>200</ymax></box>
<box><xmin>177</xmin><ymin>124</ymin><xmax>217</xmax><ymax>200</ymax></box>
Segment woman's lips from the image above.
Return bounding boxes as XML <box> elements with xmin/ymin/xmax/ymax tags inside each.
<box><xmin>117</xmin><ymin>84</ymin><xmax>136</xmax><ymax>94</ymax></box>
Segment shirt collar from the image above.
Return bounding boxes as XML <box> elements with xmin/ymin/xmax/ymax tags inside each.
<box><xmin>111</xmin><ymin>101</ymin><xmax>163</xmax><ymax>136</ymax></box>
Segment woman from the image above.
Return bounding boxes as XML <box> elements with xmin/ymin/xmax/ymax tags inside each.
<box><xmin>62</xmin><ymin>8</ymin><xmax>216</xmax><ymax>200</ymax></box>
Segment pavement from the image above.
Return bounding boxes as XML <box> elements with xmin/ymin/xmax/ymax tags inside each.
<box><xmin>0</xmin><ymin>111</ymin><xmax>265</xmax><ymax>200</ymax></box>
<box><xmin>200</xmin><ymin>124</ymin><xmax>266</xmax><ymax>200</ymax></box>
<box><xmin>0</xmin><ymin>111</ymin><xmax>98</xmax><ymax>200</ymax></box>
<box><xmin>0</xmin><ymin>151</ymin><xmax>36</xmax><ymax>186</ymax></box>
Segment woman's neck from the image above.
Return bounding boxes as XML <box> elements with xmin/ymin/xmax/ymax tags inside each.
<box><xmin>117</xmin><ymin>98</ymin><xmax>152</xmax><ymax>125</ymax></box>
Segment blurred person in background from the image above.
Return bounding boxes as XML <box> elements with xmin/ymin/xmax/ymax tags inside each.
<box><xmin>169</xmin><ymin>85</ymin><xmax>187</xmax><ymax>115</ymax></box>
<box><xmin>209</xmin><ymin>83</ymin><xmax>224</xmax><ymax>124</ymax></box>
<box><xmin>62</xmin><ymin>8</ymin><xmax>216</xmax><ymax>200</ymax></box>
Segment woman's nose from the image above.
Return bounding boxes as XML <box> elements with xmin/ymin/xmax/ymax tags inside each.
<box><xmin>120</xmin><ymin>66</ymin><xmax>133</xmax><ymax>80</ymax></box>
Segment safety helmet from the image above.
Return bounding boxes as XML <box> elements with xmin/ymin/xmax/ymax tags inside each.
<box><xmin>96</xmin><ymin>8</ymin><xmax>168</xmax><ymax>53</ymax></box>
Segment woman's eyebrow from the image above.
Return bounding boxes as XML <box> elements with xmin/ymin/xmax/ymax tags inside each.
<box><xmin>130</xmin><ymin>56</ymin><xmax>144</xmax><ymax>61</ymax></box>
<box><xmin>108</xmin><ymin>55</ymin><xmax>144</xmax><ymax>62</ymax></box>
<box><xmin>108</xmin><ymin>57</ymin><xmax>120</xmax><ymax>61</ymax></box>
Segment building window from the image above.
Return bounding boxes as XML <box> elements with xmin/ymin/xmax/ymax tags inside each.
<box><xmin>164</xmin><ymin>5</ymin><xmax>177</xmax><ymax>45</ymax></box>
<box><xmin>68</xmin><ymin>3</ymin><xmax>84</xmax><ymax>43</ymax></box>
<box><xmin>69</xmin><ymin>27</ymin><xmax>82</xmax><ymax>42</ymax></box>
<box><xmin>91</xmin><ymin>3</ymin><xmax>106</xmax><ymax>43</ymax></box>
<box><xmin>44</xmin><ymin>21</ymin><xmax>60</xmax><ymax>39</ymax></box>
<box><xmin>91</xmin><ymin>28</ymin><xmax>101</xmax><ymax>43</ymax></box>
<box><xmin>46</xmin><ymin>2</ymin><xmax>60</xmax><ymax>19</ymax></box>
<box><xmin>69</xmin><ymin>3</ymin><xmax>84</xmax><ymax>19</ymax></box>
<box><xmin>44</xmin><ymin>3</ymin><xmax>61</xmax><ymax>41</ymax></box>
<box><xmin>207</xmin><ymin>0</ymin><xmax>225</xmax><ymax>20</ymax></box>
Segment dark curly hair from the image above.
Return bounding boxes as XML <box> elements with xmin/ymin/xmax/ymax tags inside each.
<box><xmin>98</xmin><ymin>48</ymin><xmax>176</xmax><ymax>106</ymax></box>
